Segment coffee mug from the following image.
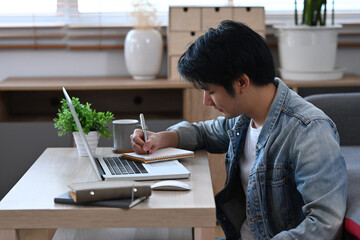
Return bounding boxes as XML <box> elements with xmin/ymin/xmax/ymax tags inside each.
<box><xmin>112</xmin><ymin>119</ymin><xmax>139</xmax><ymax>153</ymax></box>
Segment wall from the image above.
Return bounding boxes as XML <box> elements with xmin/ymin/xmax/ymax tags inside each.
<box><xmin>0</xmin><ymin>50</ymin><xmax>168</xmax><ymax>81</ymax></box>
<box><xmin>0</xmin><ymin>45</ymin><xmax>359</xmax><ymax>82</ymax></box>
<box><xmin>0</xmin><ymin>122</ymin><xmax>72</xmax><ymax>199</ymax></box>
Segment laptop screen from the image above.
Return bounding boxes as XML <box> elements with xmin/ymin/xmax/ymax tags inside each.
<box><xmin>62</xmin><ymin>87</ymin><xmax>103</xmax><ymax>180</ymax></box>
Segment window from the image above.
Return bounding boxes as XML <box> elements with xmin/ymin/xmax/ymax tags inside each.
<box><xmin>77</xmin><ymin>0</ymin><xmax>133</xmax><ymax>13</ymax></box>
<box><xmin>75</xmin><ymin>0</ymin><xmax>360</xmax><ymax>25</ymax></box>
<box><xmin>0</xmin><ymin>0</ymin><xmax>57</xmax><ymax>14</ymax></box>
<box><xmin>0</xmin><ymin>0</ymin><xmax>65</xmax><ymax>49</ymax></box>
<box><xmin>0</xmin><ymin>0</ymin><xmax>62</xmax><ymax>26</ymax></box>
<box><xmin>0</xmin><ymin>0</ymin><xmax>359</xmax><ymax>26</ymax></box>
<box><xmin>77</xmin><ymin>0</ymin><xmax>360</xmax><ymax>13</ymax></box>
<box><xmin>78</xmin><ymin>0</ymin><xmax>229</xmax><ymax>13</ymax></box>
<box><xmin>233</xmin><ymin>0</ymin><xmax>358</xmax><ymax>11</ymax></box>
<box><xmin>0</xmin><ymin>0</ymin><xmax>358</xmax><ymax>50</ymax></box>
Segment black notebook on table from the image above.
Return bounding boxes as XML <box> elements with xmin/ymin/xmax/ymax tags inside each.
<box><xmin>54</xmin><ymin>192</ymin><xmax>148</xmax><ymax>209</ymax></box>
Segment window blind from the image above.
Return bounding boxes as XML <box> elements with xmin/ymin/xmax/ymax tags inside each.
<box><xmin>0</xmin><ymin>0</ymin><xmax>66</xmax><ymax>49</ymax></box>
<box><xmin>66</xmin><ymin>0</ymin><xmax>128</xmax><ymax>50</ymax></box>
<box><xmin>0</xmin><ymin>0</ymin><xmax>359</xmax><ymax>50</ymax></box>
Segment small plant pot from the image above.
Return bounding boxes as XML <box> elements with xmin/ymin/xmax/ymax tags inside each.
<box><xmin>72</xmin><ymin>131</ymin><xmax>100</xmax><ymax>156</ymax></box>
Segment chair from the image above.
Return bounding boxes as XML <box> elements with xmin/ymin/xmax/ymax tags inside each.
<box><xmin>305</xmin><ymin>92</ymin><xmax>360</xmax><ymax>240</ymax></box>
<box><xmin>304</xmin><ymin>92</ymin><xmax>360</xmax><ymax>146</ymax></box>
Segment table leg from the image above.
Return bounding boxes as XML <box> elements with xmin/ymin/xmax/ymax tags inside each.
<box><xmin>16</xmin><ymin>229</ymin><xmax>56</xmax><ymax>240</ymax></box>
<box><xmin>194</xmin><ymin>227</ymin><xmax>215</xmax><ymax>240</ymax></box>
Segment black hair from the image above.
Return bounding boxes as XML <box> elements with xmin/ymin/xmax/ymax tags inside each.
<box><xmin>177</xmin><ymin>20</ymin><xmax>275</xmax><ymax>96</ymax></box>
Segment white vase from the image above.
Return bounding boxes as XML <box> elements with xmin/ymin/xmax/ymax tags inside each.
<box><xmin>72</xmin><ymin>131</ymin><xmax>100</xmax><ymax>156</ymax></box>
<box><xmin>274</xmin><ymin>24</ymin><xmax>343</xmax><ymax>81</ymax></box>
<box><xmin>124</xmin><ymin>29</ymin><xmax>163</xmax><ymax>80</ymax></box>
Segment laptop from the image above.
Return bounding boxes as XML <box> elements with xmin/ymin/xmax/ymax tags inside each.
<box><xmin>62</xmin><ymin>87</ymin><xmax>190</xmax><ymax>181</ymax></box>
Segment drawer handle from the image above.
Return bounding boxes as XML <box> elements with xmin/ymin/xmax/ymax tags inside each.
<box><xmin>246</xmin><ymin>7</ymin><xmax>252</xmax><ymax>12</ymax></box>
<box><xmin>50</xmin><ymin>97</ymin><xmax>60</xmax><ymax>107</ymax></box>
<box><xmin>133</xmin><ymin>96</ymin><xmax>143</xmax><ymax>105</ymax></box>
<box><xmin>190</xmin><ymin>31</ymin><xmax>195</xmax><ymax>37</ymax></box>
<box><xmin>183</xmin><ymin>7</ymin><xmax>188</xmax><ymax>12</ymax></box>
<box><xmin>215</xmin><ymin>7</ymin><xmax>220</xmax><ymax>12</ymax></box>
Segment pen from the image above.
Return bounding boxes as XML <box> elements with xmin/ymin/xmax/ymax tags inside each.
<box><xmin>139</xmin><ymin>113</ymin><xmax>149</xmax><ymax>155</ymax></box>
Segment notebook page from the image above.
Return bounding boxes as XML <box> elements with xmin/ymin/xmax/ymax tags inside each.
<box><xmin>123</xmin><ymin>147</ymin><xmax>194</xmax><ymax>162</ymax></box>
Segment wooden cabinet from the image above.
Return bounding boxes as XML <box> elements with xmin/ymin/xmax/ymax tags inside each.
<box><xmin>167</xmin><ymin>6</ymin><xmax>266</xmax><ymax>81</ymax></box>
<box><xmin>201</xmin><ymin>7</ymin><xmax>233</xmax><ymax>31</ymax></box>
<box><xmin>169</xmin><ymin>7</ymin><xmax>202</xmax><ymax>31</ymax></box>
<box><xmin>168</xmin><ymin>31</ymin><xmax>204</xmax><ymax>56</ymax></box>
<box><xmin>233</xmin><ymin>7</ymin><xmax>265</xmax><ymax>32</ymax></box>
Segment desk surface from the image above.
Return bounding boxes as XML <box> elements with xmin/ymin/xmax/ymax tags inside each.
<box><xmin>0</xmin><ymin>148</ymin><xmax>216</xmax><ymax>239</ymax></box>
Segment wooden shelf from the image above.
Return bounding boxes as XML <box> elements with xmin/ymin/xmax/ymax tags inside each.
<box><xmin>5</xmin><ymin>112</ymin><xmax>182</xmax><ymax>123</ymax></box>
<box><xmin>0</xmin><ymin>45</ymin><xmax>67</xmax><ymax>49</ymax></box>
<box><xmin>0</xmin><ymin>77</ymin><xmax>192</xmax><ymax>91</ymax></box>
<box><xmin>1</xmin><ymin>75</ymin><xmax>359</xmax><ymax>123</ymax></box>
<box><xmin>0</xmin><ymin>77</ymin><xmax>193</xmax><ymax>122</ymax></box>
<box><xmin>288</xmin><ymin>75</ymin><xmax>360</xmax><ymax>86</ymax></box>
<box><xmin>284</xmin><ymin>74</ymin><xmax>360</xmax><ymax>92</ymax></box>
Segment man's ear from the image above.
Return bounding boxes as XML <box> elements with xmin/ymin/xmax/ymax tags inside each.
<box><xmin>236</xmin><ymin>74</ymin><xmax>250</xmax><ymax>93</ymax></box>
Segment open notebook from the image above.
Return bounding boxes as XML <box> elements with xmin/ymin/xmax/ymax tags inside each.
<box><xmin>122</xmin><ymin>147</ymin><xmax>194</xmax><ymax>163</ymax></box>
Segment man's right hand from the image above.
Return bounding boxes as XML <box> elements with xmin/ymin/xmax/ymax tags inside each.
<box><xmin>130</xmin><ymin>129</ymin><xmax>179</xmax><ymax>154</ymax></box>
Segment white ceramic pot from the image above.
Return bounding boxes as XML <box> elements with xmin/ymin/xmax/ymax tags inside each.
<box><xmin>124</xmin><ymin>29</ymin><xmax>163</xmax><ymax>80</ymax></box>
<box><xmin>274</xmin><ymin>24</ymin><xmax>343</xmax><ymax>81</ymax></box>
<box><xmin>73</xmin><ymin>131</ymin><xmax>100</xmax><ymax>156</ymax></box>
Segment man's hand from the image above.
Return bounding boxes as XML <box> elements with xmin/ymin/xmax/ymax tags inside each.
<box><xmin>130</xmin><ymin>129</ymin><xmax>179</xmax><ymax>154</ymax></box>
<box><xmin>130</xmin><ymin>129</ymin><xmax>159</xmax><ymax>154</ymax></box>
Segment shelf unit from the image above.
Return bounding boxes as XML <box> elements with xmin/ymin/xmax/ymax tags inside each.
<box><xmin>2</xmin><ymin>75</ymin><xmax>359</xmax><ymax>122</ymax></box>
<box><xmin>0</xmin><ymin>77</ymin><xmax>192</xmax><ymax>122</ymax></box>
<box><xmin>167</xmin><ymin>6</ymin><xmax>265</xmax><ymax>81</ymax></box>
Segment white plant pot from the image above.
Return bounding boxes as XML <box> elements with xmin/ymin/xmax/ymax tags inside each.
<box><xmin>274</xmin><ymin>24</ymin><xmax>343</xmax><ymax>81</ymax></box>
<box><xmin>73</xmin><ymin>131</ymin><xmax>100</xmax><ymax>156</ymax></box>
<box><xmin>124</xmin><ymin>29</ymin><xmax>163</xmax><ymax>80</ymax></box>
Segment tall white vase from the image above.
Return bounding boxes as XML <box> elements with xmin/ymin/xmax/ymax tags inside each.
<box><xmin>124</xmin><ymin>29</ymin><xmax>163</xmax><ymax>80</ymax></box>
<box><xmin>73</xmin><ymin>131</ymin><xmax>100</xmax><ymax>156</ymax></box>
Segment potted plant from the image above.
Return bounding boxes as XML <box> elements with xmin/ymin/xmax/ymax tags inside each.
<box><xmin>124</xmin><ymin>0</ymin><xmax>163</xmax><ymax>80</ymax></box>
<box><xmin>274</xmin><ymin>0</ymin><xmax>343</xmax><ymax>81</ymax></box>
<box><xmin>54</xmin><ymin>97</ymin><xmax>114</xmax><ymax>156</ymax></box>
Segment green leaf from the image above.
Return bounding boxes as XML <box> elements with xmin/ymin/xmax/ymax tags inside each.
<box><xmin>300</xmin><ymin>0</ymin><xmax>328</xmax><ymax>26</ymax></box>
<box><xmin>53</xmin><ymin>97</ymin><xmax>114</xmax><ymax>138</ymax></box>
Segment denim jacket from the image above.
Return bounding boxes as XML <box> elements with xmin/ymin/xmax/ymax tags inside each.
<box><xmin>168</xmin><ymin>78</ymin><xmax>347</xmax><ymax>240</ymax></box>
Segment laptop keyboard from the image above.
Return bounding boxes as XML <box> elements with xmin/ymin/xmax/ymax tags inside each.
<box><xmin>103</xmin><ymin>157</ymin><xmax>148</xmax><ymax>175</ymax></box>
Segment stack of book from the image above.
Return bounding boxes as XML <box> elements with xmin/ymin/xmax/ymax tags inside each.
<box><xmin>54</xmin><ymin>181</ymin><xmax>151</xmax><ymax>209</ymax></box>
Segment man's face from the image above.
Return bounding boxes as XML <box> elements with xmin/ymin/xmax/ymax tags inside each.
<box><xmin>201</xmin><ymin>83</ymin><xmax>243</xmax><ymax>119</ymax></box>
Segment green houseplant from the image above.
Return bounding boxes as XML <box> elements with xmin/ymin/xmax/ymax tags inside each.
<box><xmin>295</xmin><ymin>0</ymin><xmax>334</xmax><ymax>26</ymax></box>
<box><xmin>274</xmin><ymin>0</ymin><xmax>343</xmax><ymax>81</ymax></box>
<box><xmin>54</xmin><ymin>97</ymin><xmax>114</xmax><ymax>156</ymax></box>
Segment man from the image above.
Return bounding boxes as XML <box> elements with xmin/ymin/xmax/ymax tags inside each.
<box><xmin>130</xmin><ymin>20</ymin><xmax>347</xmax><ymax>239</ymax></box>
